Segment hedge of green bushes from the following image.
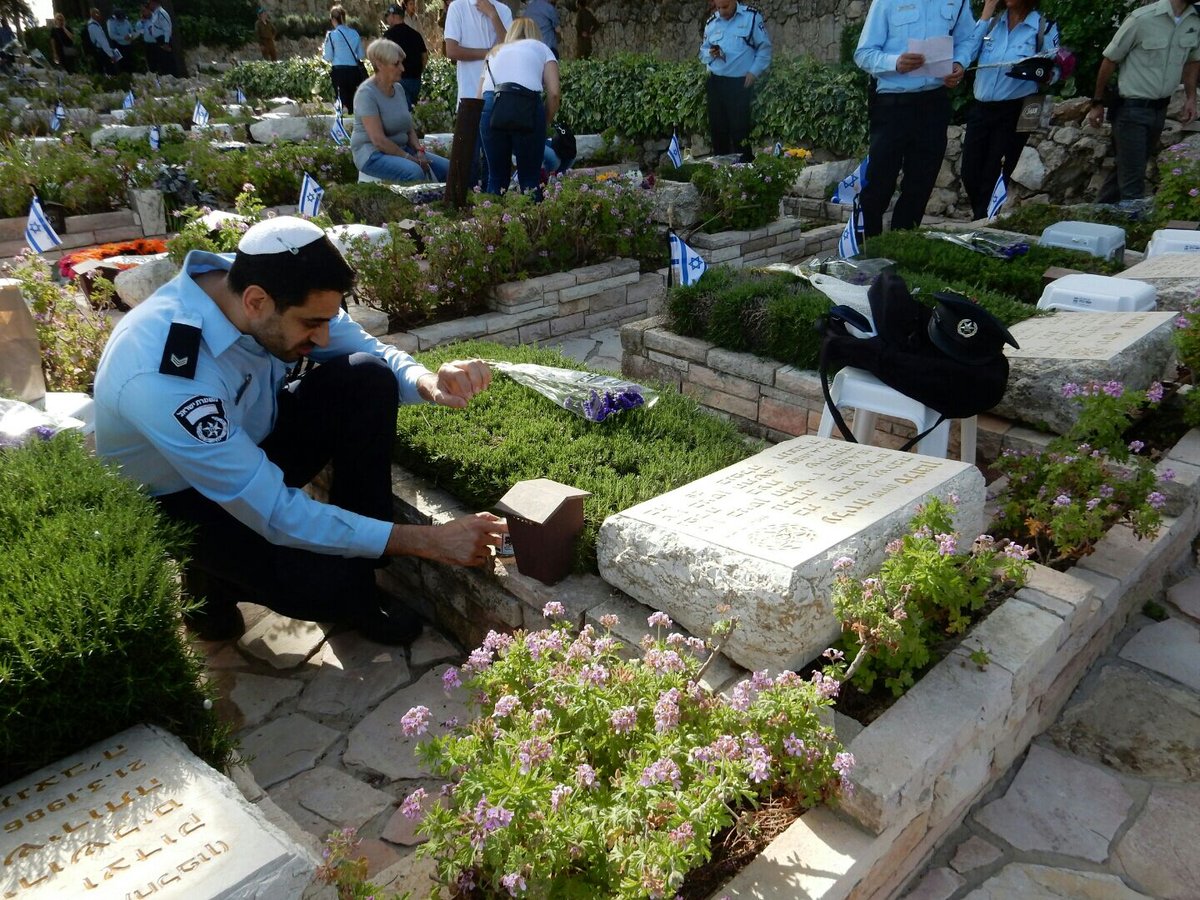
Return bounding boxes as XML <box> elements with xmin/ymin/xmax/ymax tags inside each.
<box><xmin>0</xmin><ymin>435</ymin><xmax>233</xmax><ymax>785</ymax></box>
<box><xmin>392</xmin><ymin>342</ymin><xmax>756</xmax><ymax>574</ymax></box>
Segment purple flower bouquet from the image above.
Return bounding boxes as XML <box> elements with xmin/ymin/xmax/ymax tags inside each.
<box><xmin>487</xmin><ymin>361</ymin><xmax>659</xmax><ymax>423</ymax></box>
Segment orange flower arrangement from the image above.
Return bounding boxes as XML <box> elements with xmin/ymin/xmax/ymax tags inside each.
<box><xmin>58</xmin><ymin>239</ymin><xmax>169</xmax><ymax>280</ymax></box>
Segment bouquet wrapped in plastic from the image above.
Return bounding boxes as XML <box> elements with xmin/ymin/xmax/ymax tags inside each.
<box><xmin>487</xmin><ymin>361</ymin><xmax>659</xmax><ymax>423</ymax></box>
<box><xmin>924</xmin><ymin>230</ymin><xmax>1030</xmax><ymax>259</ymax></box>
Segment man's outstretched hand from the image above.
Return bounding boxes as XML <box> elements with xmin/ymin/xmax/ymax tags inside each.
<box><xmin>419</xmin><ymin>358</ymin><xmax>493</xmax><ymax>408</ymax></box>
<box><xmin>386</xmin><ymin>513</ymin><xmax>508</xmax><ymax>566</ymax></box>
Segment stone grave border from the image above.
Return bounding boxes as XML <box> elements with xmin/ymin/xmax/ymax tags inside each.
<box><xmin>345</xmin><ymin>426</ymin><xmax>1200</xmax><ymax>899</ymax></box>
<box><xmin>0</xmin><ymin>189</ymin><xmax>170</xmax><ymax>260</ymax></box>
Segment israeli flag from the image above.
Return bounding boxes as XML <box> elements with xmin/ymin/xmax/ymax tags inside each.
<box><xmin>986</xmin><ymin>172</ymin><xmax>1007</xmax><ymax>220</ymax></box>
<box><xmin>149</xmin><ymin>125</ymin><xmax>161</xmax><ymax>150</ymax></box>
<box><xmin>330</xmin><ymin>115</ymin><xmax>349</xmax><ymax>146</ymax></box>
<box><xmin>298</xmin><ymin>172</ymin><xmax>324</xmax><ymax>218</ymax></box>
<box><xmin>838</xmin><ymin>201</ymin><xmax>862</xmax><ymax>259</ymax></box>
<box><xmin>832</xmin><ymin>156</ymin><xmax>870</xmax><ymax>205</ymax></box>
<box><xmin>49</xmin><ymin>101</ymin><xmax>66</xmax><ymax>132</ymax></box>
<box><xmin>235</xmin><ymin>86</ymin><xmax>247</xmax><ymax>104</ymax></box>
<box><xmin>25</xmin><ymin>196</ymin><xmax>63</xmax><ymax>254</ymax></box>
<box><xmin>123</xmin><ymin>90</ymin><xmax>135</xmax><ymax>109</ymax></box>
<box><xmin>666</xmin><ymin>133</ymin><xmax>683</xmax><ymax>169</ymax></box>
<box><xmin>334</xmin><ymin>94</ymin><xmax>342</xmax><ymax>115</ymax></box>
<box><xmin>773</xmin><ymin>141</ymin><xmax>783</xmax><ymax>157</ymax></box>
<box><xmin>192</xmin><ymin>99</ymin><xmax>210</xmax><ymax>127</ymax></box>
<box><xmin>669</xmin><ymin>232</ymin><xmax>707</xmax><ymax>287</ymax></box>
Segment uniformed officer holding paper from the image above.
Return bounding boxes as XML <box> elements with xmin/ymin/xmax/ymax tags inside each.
<box><xmin>94</xmin><ymin>217</ymin><xmax>506</xmax><ymax>644</ymax></box>
<box><xmin>700</xmin><ymin>0</ymin><xmax>772</xmax><ymax>162</ymax></box>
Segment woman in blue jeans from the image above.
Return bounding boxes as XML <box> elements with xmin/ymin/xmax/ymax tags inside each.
<box><xmin>352</xmin><ymin>38</ymin><xmax>449</xmax><ymax>184</ymax></box>
<box><xmin>478</xmin><ymin>18</ymin><xmax>561</xmax><ymax>195</ymax></box>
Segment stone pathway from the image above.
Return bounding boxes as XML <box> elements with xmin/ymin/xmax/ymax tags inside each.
<box><xmin>902</xmin><ymin>569</ymin><xmax>1200</xmax><ymax>900</ymax></box>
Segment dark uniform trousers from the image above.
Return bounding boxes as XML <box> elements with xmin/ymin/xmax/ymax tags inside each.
<box><xmin>860</xmin><ymin>87</ymin><xmax>951</xmax><ymax>238</ymax></box>
<box><xmin>707</xmin><ymin>73</ymin><xmax>754</xmax><ymax>159</ymax></box>
<box><xmin>960</xmin><ymin>97</ymin><xmax>1029</xmax><ymax>221</ymax></box>
<box><xmin>1098</xmin><ymin>100</ymin><xmax>1169</xmax><ymax>203</ymax></box>
<box><xmin>156</xmin><ymin>353</ymin><xmax>399</xmax><ymax>623</ymax></box>
<box><xmin>331</xmin><ymin>65</ymin><xmax>364</xmax><ymax>114</ymax></box>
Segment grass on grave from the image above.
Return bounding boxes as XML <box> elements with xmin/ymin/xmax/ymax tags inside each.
<box><xmin>863</xmin><ymin>229</ymin><xmax>1124</xmax><ymax>304</ymax></box>
<box><xmin>0</xmin><ymin>434</ymin><xmax>234</xmax><ymax>785</ymax></box>
<box><xmin>392</xmin><ymin>342</ymin><xmax>758</xmax><ymax>574</ymax></box>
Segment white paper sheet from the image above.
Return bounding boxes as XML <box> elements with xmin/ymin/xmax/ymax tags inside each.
<box><xmin>908</xmin><ymin>35</ymin><xmax>953</xmax><ymax>77</ymax></box>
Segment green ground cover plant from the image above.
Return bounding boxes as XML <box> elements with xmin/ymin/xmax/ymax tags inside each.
<box><xmin>1156</xmin><ymin>140</ymin><xmax>1200</xmax><ymax>225</ymax></box>
<box><xmin>862</xmin><ymin>230</ymin><xmax>1123</xmax><ymax>304</ymax></box>
<box><xmin>993</xmin><ymin>202</ymin><xmax>1162</xmax><ymax>252</ymax></box>
<box><xmin>1172</xmin><ymin>302</ymin><xmax>1200</xmax><ymax>427</ymax></box>
<box><xmin>686</xmin><ymin>154</ymin><xmax>804</xmax><ymax>232</ymax></box>
<box><xmin>392</xmin><ymin>342</ymin><xmax>756</xmax><ymax>574</ymax></box>
<box><xmin>991</xmin><ymin>381</ymin><xmax>1169</xmax><ymax>567</ymax></box>
<box><xmin>830</xmin><ymin>496</ymin><xmax>1032</xmax><ymax>697</ymax></box>
<box><xmin>220</xmin><ymin>57</ymin><xmax>336</xmax><ymax>103</ymax></box>
<box><xmin>0</xmin><ymin>434</ymin><xmax>233</xmax><ymax>784</ymax></box>
<box><xmin>0</xmin><ymin>139</ymin><xmax>131</xmax><ymax>218</ymax></box>
<box><xmin>399</xmin><ymin>607</ymin><xmax>850</xmax><ymax>898</ymax></box>
<box><xmin>323</xmin><ymin>183</ymin><xmax>419</xmax><ymax>226</ymax></box>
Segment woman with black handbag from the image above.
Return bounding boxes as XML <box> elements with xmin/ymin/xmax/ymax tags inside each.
<box><xmin>477</xmin><ymin>18</ymin><xmax>561</xmax><ymax>196</ymax></box>
<box><xmin>322</xmin><ymin>4</ymin><xmax>366</xmax><ymax>114</ymax></box>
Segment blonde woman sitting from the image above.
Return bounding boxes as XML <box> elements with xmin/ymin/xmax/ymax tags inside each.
<box><xmin>352</xmin><ymin>38</ymin><xmax>449</xmax><ymax>183</ymax></box>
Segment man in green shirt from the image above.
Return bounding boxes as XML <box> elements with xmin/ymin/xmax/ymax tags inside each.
<box><xmin>1088</xmin><ymin>0</ymin><xmax>1199</xmax><ymax>202</ymax></box>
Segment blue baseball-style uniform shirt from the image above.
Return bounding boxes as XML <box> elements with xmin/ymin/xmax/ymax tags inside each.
<box><xmin>855</xmin><ymin>0</ymin><xmax>977</xmax><ymax>93</ymax></box>
<box><xmin>965</xmin><ymin>10</ymin><xmax>1060</xmax><ymax>101</ymax></box>
<box><xmin>93</xmin><ymin>250</ymin><xmax>434</xmax><ymax>559</ymax></box>
<box><xmin>700</xmin><ymin>3</ymin><xmax>772</xmax><ymax>78</ymax></box>
<box><xmin>323</xmin><ymin>24</ymin><xmax>364</xmax><ymax>66</ymax></box>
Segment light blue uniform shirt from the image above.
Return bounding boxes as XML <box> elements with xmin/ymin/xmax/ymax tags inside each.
<box><xmin>93</xmin><ymin>250</ymin><xmax>434</xmax><ymax>559</ymax></box>
<box><xmin>965</xmin><ymin>10</ymin><xmax>1060</xmax><ymax>101</ymax></box>
<box><xmin>700</xmin><ymin>4</ymin><xmax>772</xmax><ymax>78</ymax></box>
<box><xmin>145</xmin><ymin>5</ymin><xmax>171</xmax><ymax>43</ymax></box>
<box><xmin>323</xmin><ymin>24</ymin><xmax>364</xmax><ymax>66</ymax></box>
<box><xmin>855</xmin><ymin>0</ymin><xmax>977</xmax><ymax>93</ymax></box>
<box><xmin>107</xmin><ymin>16</ymin><xmax>135</xmax><ymax>46</ymax></box>
<box><xmin>87</xmin><ymin>19</ymin><xmax>116</xmax><ymax>56</ymax></box>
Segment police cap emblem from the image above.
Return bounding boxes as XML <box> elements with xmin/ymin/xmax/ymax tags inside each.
<box><xmin>173</xmin><ymin>395</ymin><xmax>229</xmax><ymax>444</ymax></box>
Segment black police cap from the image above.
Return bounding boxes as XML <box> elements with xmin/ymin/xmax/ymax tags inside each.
<box><xmin>927</xmin><ymin>291</ymin><xmax>1019</xmax><ymax>366</ymax></box>
<box><xmin>1007</xmin><ymin>56</ymin><xmax>1052</xmax><ymax>83</ymax></box>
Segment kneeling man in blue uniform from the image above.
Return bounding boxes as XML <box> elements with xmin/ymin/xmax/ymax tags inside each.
<box><xmin>94</xmin><ymin>217</ymin><xmax>507</xmax><ymax>643</ymax></box>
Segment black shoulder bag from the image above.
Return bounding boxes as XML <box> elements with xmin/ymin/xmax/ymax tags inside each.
<box><xmin>486</xmin><ymin>58</ymin><xmax>540</xmax><ymax>134</ymax></box>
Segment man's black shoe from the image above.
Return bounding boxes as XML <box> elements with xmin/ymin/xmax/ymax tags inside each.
<box><xmin>354</xmin><ymin>602</ymin><xmax>424</xmax><ymax>646</ymax></box>
<box><xmin>183</xmin><ymin>600</ymin><xmax>246</xmax><ymax>642</ymax></box>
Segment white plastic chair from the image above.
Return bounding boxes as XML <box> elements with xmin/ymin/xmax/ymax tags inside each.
<box><xmin>816</xmin><ymin>367</ymin><xmax>976</xmax><ymax>462</ymax></box>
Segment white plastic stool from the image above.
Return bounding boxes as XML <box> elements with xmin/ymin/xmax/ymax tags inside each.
<box><xmin>816</xmin><ymin>367</ymin><xmax>976</xmax><ymax>462</ymax></box>
<box><xmin>357</xmin><ymin>171</ymin><xmax>384</xmax><ymax>183</ymax></box>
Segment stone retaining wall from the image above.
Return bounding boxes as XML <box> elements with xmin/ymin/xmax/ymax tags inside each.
<box><xmin>0</xmin><ymin>209</ymin><xmax>148</xmax><ymax>262</ymax></box>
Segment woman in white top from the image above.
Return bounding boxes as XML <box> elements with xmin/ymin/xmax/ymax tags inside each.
<box><xmin>353</xmin><ymin>39</ymin><xmax>450</xmax><ymax>183</ymax></box>
<box><xmin>478</xmin><ymin>17</ymin><xmax>561</xmax><ymax>196</ymax></box>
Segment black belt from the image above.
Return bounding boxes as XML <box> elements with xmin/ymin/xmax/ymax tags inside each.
<box><xmin>874</xmin><ymin>87</ymin><xmax>948</xmax><ymax>107</ymax></box>
<box><xmin>1120</xmin><ymin>97</ymin><xmax>1170</xmax><ymax>109</ymax></box>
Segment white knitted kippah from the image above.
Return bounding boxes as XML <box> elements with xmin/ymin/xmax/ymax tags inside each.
<box><xmin>237</xmin><ymin>216</ymin><xmax>326</xmax><ymax>256</ymax></box>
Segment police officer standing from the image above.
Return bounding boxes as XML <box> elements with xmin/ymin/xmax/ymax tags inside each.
<box><xmin>85</xmin><ymin>8</ymin><xmax>121</xmax><ymax>76</ymax></box>
<box><xmin>107</xmin><ymin>8</ymin><xmax>136</xmax><ymax>74</ymax></box>
<box><xmin>854</xmin><ymin>0</ymin><xmax>977</xmax><ymax>237</ymax></box>
<box><xmin>93</xmin><ymin>217</ymin><xmax>506</xmax><ymax>645</ymax></box>
<box><xmin>144</xmin><ymin>0</ymin><xmax>174</xmax><ymax>76</ymax></box>
<box><xmin>1088</xmin><ymin>0</ymin><xmax>1199</xmax><ymax>204</ymax></box>
<box><xmin>700</xmin><ymin>0</ymin><xmax>772</xmax><ymax>162</ymax></box>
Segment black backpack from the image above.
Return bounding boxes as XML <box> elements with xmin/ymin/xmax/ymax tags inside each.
<box><xmin>817</xmin><ymin>271</ymin><xmax>1016</xmax><ymax>450</ymax></box>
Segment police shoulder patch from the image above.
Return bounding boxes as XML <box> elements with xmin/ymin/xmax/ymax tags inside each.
<box><xmin>173</xmin><ymin>395</ymin><xmax>230</xmax><ymax>444</ymax></box>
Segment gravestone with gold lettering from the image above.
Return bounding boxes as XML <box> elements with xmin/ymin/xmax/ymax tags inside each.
<box><xmin>993</xmin><ymin>310</ymin><xmax>1178</xmax><ymax>433</ymax></box>
<box><xmin>0</xmin><ymin>725</ymin><xmax>315</xmax><ymax>899</ymax></box>
<box><xmin>596</xmin><ymin>436</ymin><xmax>984</xmax><ymax>672</ymax></box>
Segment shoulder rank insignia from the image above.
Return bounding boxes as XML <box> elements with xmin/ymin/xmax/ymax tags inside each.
<box><xmin>158</xmin><ymin>322</ymin><xmax>202</xmax><ymax>379</ymax></box>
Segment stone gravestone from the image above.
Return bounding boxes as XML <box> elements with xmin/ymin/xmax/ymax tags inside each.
<box><xmin>597</xmin><ymin>436</ymin><xmax>984</xmax><ymax>672</ymax></box>
<box><xmin>0</xmin><ymin>724</ymin><xmax>315</xmax><ymax>899</ymax></box>
<box><xmin>1117</xmin><ymin>252</ymin><xmax>1200</xmax><ymax>311</ymax></box>
<box><xmin>993</xmin><ymin>311</ymin><xmax>1178</xmax><ymax>434</ymax></box>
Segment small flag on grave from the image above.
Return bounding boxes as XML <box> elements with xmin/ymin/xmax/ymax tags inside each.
<box><xmin>49</xmin><ymin>101</ymin><xmax>66</xmax><ymax>132</ymax></box>
<box><xmin>235</xmin><ymin>86</ymin><xmax>247</xmax><ymax>105</ymax></box>
<box><xmin>987</xmin><ymin>171</ymin><xmax>1008</xmax><ymax>221</ymax></box>
<box><xmin>149</xmin><ymin>125</ymin><xmax>161</xmax><ymax>150</ymax></box>
<box><xmin>25</xmin><ymin>196</ymin><xmax>63</xmax><ymax>254</ymax></box>
<box><xmin>330</xmin><ymin>115</ymin><xmax>349</xmax><ymax>146</ymax></box>
<box><xmin>669</xmin><ymin>232</ymin><xmax>707</xmax><ymax>287</ymax></box>
<box><xmin>123</xmin><ymin>89</ymin><xmax>135</xmax><ymax>109</ymax></box>
<box><xmin>773</xmin><ymin>141</ymin><xmax>783</xmax><ymax>157</ymax></box>
<box><xmin>666</xmin><ymin>133</ymin><xmax>683</xmax><ymax>169</ymax></box>
<box><xmin>192</xmin><ymin>99</ymin><xmax>209</xmax><ymax>127</ymax></box>
<box><xmin>298</xmin><ymin>172</ymin><xmax>324</xmax><ymax>218</ymax></box>
<box><xmin>832</xmin><ymin>156</ymin><xmax>870</xmax><ymax>204</ymax></box>
<box><xmin>838</xmin><ymin>200</ymin><xmax>863</xmax><ymax>259</ymax></box>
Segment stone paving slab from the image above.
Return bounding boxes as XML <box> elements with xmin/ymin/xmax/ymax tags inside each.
<box><xmin>973</xmin><ymin>744</ymin><xmax>1134</xmax><ymax>862</ymax></box>
<box><xmin>240</xmin><ymin>713</ymin><xmax>342</xmax><ymax>789</ymax></box>
<box><xmin>904</xmin><ymin>866</ymin><xmax>965</xmax><ymax>900</ymax></box>
<box><xmin>1165</xmin><ymin>571</ymin><xmax>1200</xmax><ymax>623</ymax></box>
<box><xmin>409</xmin><ymin>627</ymin><xmax>462</xmax><ymax>668</ymax></box>
<box><xmin>1048</xmin><ymin>663</ymin><xmax>1200</xmax><ymax>781</ymax></box>
<box><xmin>949</xmin><ymin>835</ymin><xmax>1002</xmax><ymax>874</ymax></box>
<box><xmin>297</xmin><ymin>633</ymin><xmax>410</xmax><ymax>719</ymax></box>
<box><xmin>961</xmin><ymin>863</ymin><xmax>1153</xmax><ymax>899</ymax></box>
<box><xmin>269</xmin><ymin>765</ymin><xmax>394</xmax><ymax>837</ymax></box>
<box><xmin>1118</xmin><ymin>616</ymin><xmax>1200</xmax><ymax>691</ymax></box>
<box><xmin>225</xmin><ymin>670</ymin><xmax>304</xmax><ymax>729</ymax></box>
<box><xmin>240</xmin><ymin>611</ymin><xmax>334</xmax><ymax>669</ymax></box>
<box><xmin>1112</xmin><ymin>783</ymin><xmax>1200</xmax><ymax>899</ymax></box>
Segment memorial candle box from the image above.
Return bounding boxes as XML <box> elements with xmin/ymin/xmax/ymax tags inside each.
<box><xmin>1038</xmin><ymin>221</ymin><xmax>1126</xmax><ymax>263</ymax></box>
<box><xmin>1036</xmin><ymin>273</ymin><xmax>1157</xmax><ymax>313</ymax></box>
<box><xmin>1145</xmin><ymin>228</ymin><xmax>1200</xmax><ymax>258</ymax></box>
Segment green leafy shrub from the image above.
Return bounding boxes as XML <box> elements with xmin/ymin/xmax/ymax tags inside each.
<box><xmin>991</xmin><ymin>381</ymin><xmax>1169</xmax><ymax>567</ymax></box>
<box><xmin>405</xmin><ymin>608</ymin><xmax>850</xmax><ymax>898</ymax></box>
<box><xmin>342</xmin><ymin>224</ymin><xmax>433</xmax><ymax>328</ymax></box>
<box><xmin>393</xmin><ymin>342</ymin><xmax>756</xmax><ymax>573</ymax></box>
<box><xmin>323</xmin><ymin>182</ymin><xmax>419</xmax><ymax>225</ymax></box>
<box><xmin>0</xmin><ymin>140</ymin><xmax>130</xmax><ymax>218</ymax></box>
<box><xmin>862</xmin><ymin>230</ymin><xmax>1123</xmax><ymax>304</ymax></box>
<box><xmin>1172</xmin><ymin>302</ymin><xmax>1200</xmax><ymax>426</ymax></box>
<box><xmin>831</xmin><ymin>496</ymin><xmax>1032</xmax><ymax>696</ymax></box>
<box><xmin>1043</xmin><ymin>0</ymin><xmax>1140</xmax><ymax>100</ymax></box>
<box><xmin>120</xmin><ymin>89</ymin><xmax>227</xmax><ymax>128</ymax></box>
<box><xmin>0</xmin><ymin>434</ymin><xmax>234</xmax><ymax>784</ymax></box>
<box><xmin>993</xmin><ymin>202</ymin><xmax>1161</xmax><ymax>251</ymax></box>
<box><xmin>667</xmin><ymin>266</ymin><xmax>831</xmax><ymax>370</ymax></box>
<box><xmin>220</xmin><ymin>57</ymin><xmax>334</xmax><ymax>102</ymax></box>
<box><xmin>4</xmin><ymin>252</ymin><xmax>113</xmax><ymax>392</ymax></box>
<box><xmin>689</xmin><ymin>154</ymin><xmax>804</xmax><ymax>231</ymax></box>
<box><xmin>1156</xmin><ymin>140</ymin><xmax>1200</xmax><ymax>225</ymax></box>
